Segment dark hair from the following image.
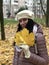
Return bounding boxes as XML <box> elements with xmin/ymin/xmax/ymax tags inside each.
<box><xmin>16</xmin><ymin>6</ymin><xmax>28</xmax><ymax>14</ymax></box>
<box><xmin>17</xmin><ymin>19</ymin><xmax>39</xmax><ymax>33</ymax></box>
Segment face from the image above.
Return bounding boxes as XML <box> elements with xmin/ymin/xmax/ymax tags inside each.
<box><xmin>19</xmin><ymin>18</ymin><xmax>28</xmax><ymax>28</ymax></box>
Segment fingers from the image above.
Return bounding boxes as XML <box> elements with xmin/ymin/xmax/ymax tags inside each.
<box><xmin>19</xmin><ymin>44</ymin><xmax>29</xmax><ymax>50</ymax></box>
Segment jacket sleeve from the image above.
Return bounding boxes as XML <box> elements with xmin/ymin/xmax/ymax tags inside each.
<box><xmin>25</xmin><ymin>26</ymin><xmax>48</xmax><ymax>65</ymax></box>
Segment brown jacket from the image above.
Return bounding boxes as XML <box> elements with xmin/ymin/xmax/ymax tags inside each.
<box><xmin>13</xmin><ymin>25</ymin><xmax>48</xmax><ymax>65</ymax></box>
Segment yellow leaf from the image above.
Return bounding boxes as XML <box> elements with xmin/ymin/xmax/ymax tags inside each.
<box><xmin>15</xmin><ymin>28</ymin><xmax>35</xmax><ymax>46</ymax></box>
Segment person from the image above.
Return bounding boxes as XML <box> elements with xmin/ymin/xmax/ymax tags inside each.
<box><xmin>13</xmin><ymin>10</ymin><xmax>48</xmax><ymax>65</ymax></box>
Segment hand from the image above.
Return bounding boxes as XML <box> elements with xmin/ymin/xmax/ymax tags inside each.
<box><xmin>15</xmin><ymin>45</ymin><xmax>23</xmax><ymax>57</ymax></box>
<box><xmin>15</xmin><ymin>45</ymin><xmax>22</xmax><ymax>52</ymax></box>
<box><xmin>19</xmin><ymin>44</ymin><xmax>31</xmax><ymax>58</ymax></box>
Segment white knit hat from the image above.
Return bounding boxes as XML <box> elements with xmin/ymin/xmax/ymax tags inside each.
<box><xmin>15</xmin><ymin>10</ymin><xmax>34</xmax><ymax>21</ymax></box>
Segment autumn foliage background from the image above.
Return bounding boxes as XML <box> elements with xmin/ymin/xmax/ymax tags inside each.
<box><xmin>0</xmin><ymin>20</ymin><xmax>49</xmax><ymax>65</ymax></box>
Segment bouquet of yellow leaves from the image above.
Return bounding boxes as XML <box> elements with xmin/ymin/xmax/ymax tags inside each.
<box><xmin>15</xmin><ymin>28</ymin><xmax>35</xmax><ymax>46</ymax></box>
<box><xmin>14</xmin><ymin>28</ymin><xmax>35</xmax><ymax>58</ymax></box>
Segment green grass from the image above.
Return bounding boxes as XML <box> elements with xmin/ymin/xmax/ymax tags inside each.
<box><xmin>4</xmin><ymin>18</ymin><xmax>18</xmax><ymax>25</ymax></box>
<box><xmin>34</xmin><ymin>17</ymin><xmax>46</xmax><ymax>26</ymax></box>
<box><xmin>4</xmin><ymin>17</ymin><xmax>46</xmax><ymax>26</ymax></box>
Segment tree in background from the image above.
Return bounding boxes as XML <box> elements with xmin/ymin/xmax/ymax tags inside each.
<box><xmin>40</xmin><ymin>0</ymin><xmax>49</xmax><ymax>27</ymax></box>
<box><xmin>46</xmin><ymin>0</ymin><xmax>49</xmax><ymax>27</ymax></box>
<box><xmin>15</xmin><ymin>6</ymin><xmax>28</xmax><ymax>14</ymax></box>
<box><xmin>40</xmin><ymin>0</ymin><xmax>46</xmax><ymax>16</ymax></box>
<box><xmin>0</xmin><ymin>0</ymin><xmax>5</xmax><ymax>40</ymax></box>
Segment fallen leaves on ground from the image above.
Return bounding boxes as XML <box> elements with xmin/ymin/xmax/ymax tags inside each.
<box><xmin>0</xmin><ymin>40</ymin><xmax>14</xmax><ymax>65</ymax></box>
<box><xmin>42</xmin><ymin>26</ymin><xmax>49</xmax><ymax>55</ymax></box>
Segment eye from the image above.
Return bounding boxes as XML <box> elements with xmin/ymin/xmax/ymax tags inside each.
<box><xmin>23</xmin><ymin>18</ymin><xmax>27</xmax><ymax>21</ymax></box>
<box><xmin>19</xmin><ymin>18</ymin><xmax>28</xmax><ymax>23</ymax></box>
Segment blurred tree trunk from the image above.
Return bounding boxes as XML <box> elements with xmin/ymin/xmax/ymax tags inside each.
<box><xmin>46</xmin><ymin>0</ymin><xmax>49</xmax><ymax>27</ymax></box>
<box><xmin>40</xmin><ymin>0</ymin><xmax>49</xmax><ymax>27</ymax></box>
<box><xmin>0</xmin><ymin>0</ymin><xmax>5</xmax><ymax>40</ymax></box>
<box><xmin>40</xmin><ymin>0</ymin><xmax>46</xmax><ymax>16</ymax></box>
<box><xmin>8</xmin><ymin>0</ymin><xmax>11</xmax><ymax>18</ymax></box>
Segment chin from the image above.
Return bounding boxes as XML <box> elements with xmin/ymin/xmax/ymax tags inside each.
<box><xmin>22</xmin><ymin>26</ymin><xmax>26</xmax><ymax>28</ymax></box>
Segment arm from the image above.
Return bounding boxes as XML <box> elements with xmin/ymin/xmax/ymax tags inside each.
<box><xmin>27</xmin><ymin>33</ymin><xmax>48</xmax><ymax>65</ymax></box>
<box><xmin>13</xmin><ymin>46</ymin><xmax>18</xmax><ymax>65</ymax></box>
<box><xmin>25</xmin><ymin>26</ymin><xmax>48</xmax><ymax>65</ymax></box>
<box><xmin>13</xmin><ymin>46</ymin><xmax>22</xmax><ymax>65</ymax></box>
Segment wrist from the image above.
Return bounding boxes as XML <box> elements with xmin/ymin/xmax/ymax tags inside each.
<box><xmin>25</xmin><ymin>50</ymin><xmax>31</xmax><ymax>58</ymax></box>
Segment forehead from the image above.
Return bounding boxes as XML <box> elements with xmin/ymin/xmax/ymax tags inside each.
<box><xmin>19</xmin><ymin>18</ymin><xmax>28</xmax><ymax>20</ymax></box>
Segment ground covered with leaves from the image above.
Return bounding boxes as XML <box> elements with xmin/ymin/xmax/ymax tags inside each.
<box><xmin>0</xmin><ymin>24</ymin><xmax>49</xmax><ymax>65</ymax></box>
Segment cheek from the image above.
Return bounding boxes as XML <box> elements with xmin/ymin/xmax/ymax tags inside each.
<box><xmin>26</xmin><ymin>21</ymin><xmax>28</xmax><ymax>24</ymax></box>
<box><xmin>19</xmin><ymin>22</ymin><xmax>23</xmax><ymax>25</ymax></box>
<box><xmin>25</xmin><ymin>20</ymin><xmax>28</xmax><ymax>24</ymax></box>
